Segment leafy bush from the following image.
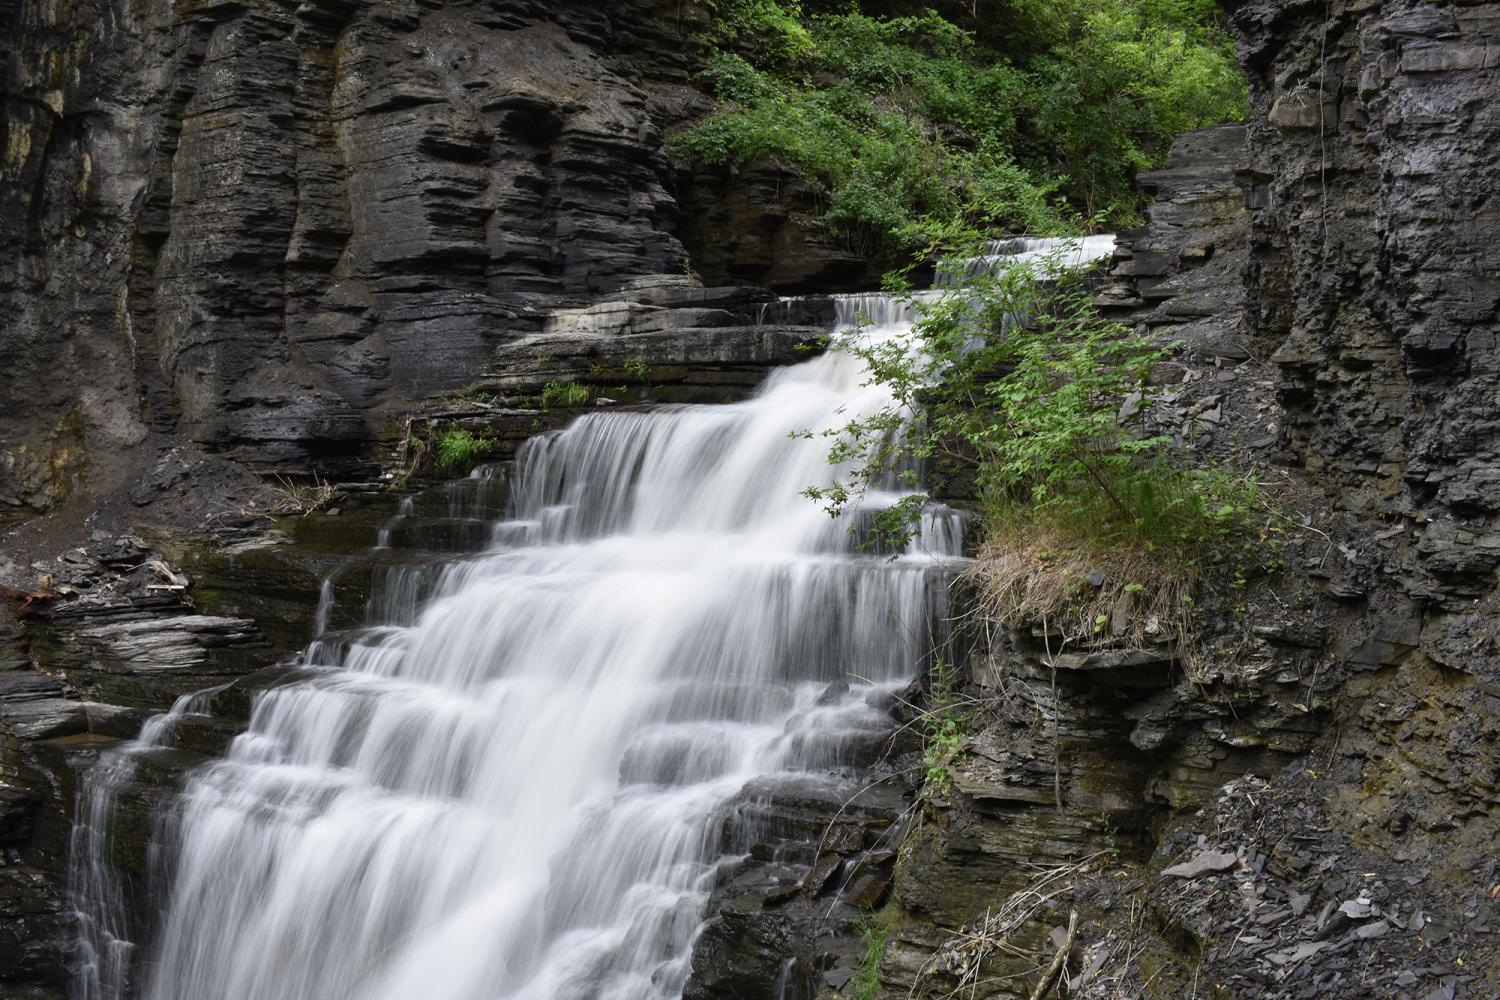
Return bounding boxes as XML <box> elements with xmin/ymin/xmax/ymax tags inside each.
<box><xmin>435</xmin><ymin>429</ymin><xmax>497</xmax><ymax>472</ymax></box>
<box><xmin>701</xmin><ymin>0</ymin><xmax>815</xmax><ymax>64</ymax></box>
<box><xmin>805</xmin><ymin>240</ymin><xmax>1269</xmax><ymax>646</ymax></box>
<box><xmin>679</xmin><ymin>1</ymin><xmax>1246</xmax><ymax>257</ymax></box>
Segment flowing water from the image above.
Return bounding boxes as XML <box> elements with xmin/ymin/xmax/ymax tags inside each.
<box><xmin>68</xmin><ymin>238</ymin><xmax>1111</xmax><ymax>1000</ymax></box>
<box><xmin>69</xmin><ymin>294</ymin><xmax>967</xmax><ymax>1000</ymax></box>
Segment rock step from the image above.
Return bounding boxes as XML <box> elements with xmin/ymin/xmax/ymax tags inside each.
<box><xmin>379</xmin><ymin>516</ymin><xmax>495</xmax><ymax>554</ymax></box>
<box><xmin>721</xmin><ymin>772</ymin><xmax>908</xmax><ymax>860</ymax></box>
<box><xmin>402</xmin><ymin>470</ymin><xmax>511</xmax><ymax>521</ymax></box>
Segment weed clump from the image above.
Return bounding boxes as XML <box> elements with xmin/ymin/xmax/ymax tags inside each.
<box><xmin>921</xmin><ymin>659</ymin><xmax>969</xmax><ymax>797</ymax></box>
<box><xmin>844</xmin><ymin>912</ymin><xmax>892</xmax><ymax>1000</ymax></box>
<box><xmin>435</xmin><ymin>429</ymin><xmax>498</xmax><ymax>472</ymax></box>
<box><xmin>541</xmin><ymin>380</ymin><xmax>592</xmax><ymax>409</ymax></box>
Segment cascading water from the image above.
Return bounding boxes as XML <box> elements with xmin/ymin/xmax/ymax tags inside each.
<box><xmin>68</xmin><ymin>291</ymin><xmax>966</xmax><ymax>1000</ymax></box>
<box><xmin>937</xmin><ymin>234</ymin><xmax>1118</xmax><ymax>286</ymax></box>
<box><xmin>68</xmin><ymin>237</ymin><xmax>1109</xmax><ymax>1000</ymax></box>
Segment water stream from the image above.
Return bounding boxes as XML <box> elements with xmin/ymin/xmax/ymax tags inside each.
<box><xmin>70</xmin><ymin>294</ymin><xmax>967</xmax><ymax>1000</ymax></box>
<box><xmin>68</xmin><ymin>238</ymin><xmax>1109</xmax><ymax>1000</ymax></box>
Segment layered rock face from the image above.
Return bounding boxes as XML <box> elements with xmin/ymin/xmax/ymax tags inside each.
<box><xmin>1231</xmin><ymin>0</ymin><xmax>1500</xmax><ymax>589</ymax></box>
<box><xmin>0</xmin><ymin>0</ymin><xmax>861</xmax><ymax>511</ymax></box>
<box><xmin>1228</xmin><ymin>0</ymin><xmax>1500</xmax><ymax>875</ymax></box>
<box><xmin>1</xmin><ymin>0</ymin><xmax>701</xmax><ymax>489</ymax></box>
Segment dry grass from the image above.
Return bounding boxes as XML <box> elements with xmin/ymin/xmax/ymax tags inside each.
<box><xmin>210</xmin><ymin>475</ymin><xmax>336</xmax><ymax>524</ymax></box>
<box><xmin>393</xmin><ymin>417</ymin><xmax>431</xmax><ymax>486</ymax></box>
<box><xmin>962</xmin><ymin>514</ymin><xmax>1196</xmax><ymax>654</ymax></box>
<box><xmin>259</xmin><ymin>474</ymin><xmax>335</xmax><ymax>516</ymax></box>
<box><xmin>912</xmin><ymin>854</ymin><xmax>1107</xmax><ymax>1000</ymax></box>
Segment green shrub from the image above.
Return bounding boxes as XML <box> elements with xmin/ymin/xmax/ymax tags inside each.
<box><xmin>804</xmin><ymin>238</ymin><xmax>1270</xmax><ymax>647</ymax></box>
<box><xmin>679</xmin><ymin>1</ymin><xmax>1247</xmax><ymax>257</ymax></box>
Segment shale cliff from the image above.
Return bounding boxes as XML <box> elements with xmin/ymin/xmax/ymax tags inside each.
<box><xmin>1230</xmin><ymin>0</ymin><xmax>1500</xmax><ymax>883</ymax></box>
<box><xmin>862</xmin><ymin>4</ymin><xmax>1500</xmax><ymax>997</ymax></box>
<box><xmin>0</xmin><ymin>0</ymin><xmax>857</xmax><ymax>516</ymax></box>
<box><xmin>1</xmin><ymin>1</ymin><xmax>1499</xmax><ymax>999</ymax></box>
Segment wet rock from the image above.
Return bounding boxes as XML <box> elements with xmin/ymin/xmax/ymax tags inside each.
<box><xmin>0</xmin><ymin>701</ymin><xmax>87</xmax><ymax>742</ymax></box>
<box><xmin>686</xmin><ymin>769</ymin><xmax>907</xmax><ymax>1000</ymax></box>
<box><xmin>31</xmin><ymin>606</ymin><xmax>266</xmax><ymax>710</ymax></box>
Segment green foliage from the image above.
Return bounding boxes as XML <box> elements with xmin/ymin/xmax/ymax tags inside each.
<box><xmin>921</xmin><ymin>659</ymin><xmax>968</xmax><ymax>797</ymax></box>
<box><xmin>807</xmin><ymin>239</ymin><xmax>1264</xmax><ymax>575</ymax></box>
<box><xmin>623</xmin><ymin>357</ymin><xmax>651</xmax><ymax>380</ymax></box>
<box><xmin>1011</xmin><ymin>0</ymin><xmax>1248</xmax><ymax>217</ymax></box>
<box><xmin>540</xmin><ymin>380</ymin><xmax>592</xmax><ymax>408</ymax></box>
<box><xmin>681</xmin><ymin>1</ymin><xmax>1246</xmax><ymax>257</ymax></box>
<box><xmin>846</xmin><ymin>915</ymin><xmax>891</xmax><ymax>1000</ymax></box>
<box><xmin>702</xmin><ymin>0</ymin><xmax>815</xmax><ymax>64</ymax></box>
<box><xmin>434</xmin><ymin>429</ymin><xmax>497</xmax><ymax>472</ymax></box>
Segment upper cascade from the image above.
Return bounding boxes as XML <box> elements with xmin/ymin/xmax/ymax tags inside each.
<box><xmin>935</xmin><ymin>233</ymin><xmax>1117</xmax><ymax>286</ymax></box>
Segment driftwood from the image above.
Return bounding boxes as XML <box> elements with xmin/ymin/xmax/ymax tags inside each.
<box><xmin>0</xmin><ymin>583</ymin><xmax>61</xmax><ymax>613</ymax></box>
<box><xmin>1028</xmin><ymin>910</ymin><xmax>1079</xmax><ymax>1000</ymax></box>
<box><xmin>145</xmin><ymin>561</ymin><xmax>194</xmax><ymax>605</ymax></box>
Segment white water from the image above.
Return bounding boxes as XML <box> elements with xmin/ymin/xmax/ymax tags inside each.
<box><xmin>946</xmin><ymin>234</ymin><xmax>1117</xmax><ymax>283</ymax></box>
<box><xmin>69</xmin><ymin>237</ymin><xmax>1111</xmax><ymax>1000</ymax></box>
<box><xmin>70</xmin><ymin>296</ymin><xmax>968</xmax><ymax>1000</ymax></box>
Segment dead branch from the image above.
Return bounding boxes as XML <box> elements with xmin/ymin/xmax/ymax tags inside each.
<box><xmin>1028</xmin><ymin>910</ymin><xmax>1078</xmax><ymax>1000</ymax></box>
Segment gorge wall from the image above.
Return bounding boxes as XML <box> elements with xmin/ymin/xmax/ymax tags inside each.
<box><xmin>2</xmin><ymin>0</ymin><xmax>1499</xmax><ymax>998</ymax></box>
<box><xmin>0</xmin><ymin>0</ymin><xmax>862</xmax><ymax>515</ymax></box>
<box><xmin>1228</xmin><ymin>0</ymin><xmax>1500</xmax><ymax>873</ymax></box>
<box><xmin>1235</xmin><ymin>0</ymin><xmax>1500</xmax><ymax>598</ymax></box>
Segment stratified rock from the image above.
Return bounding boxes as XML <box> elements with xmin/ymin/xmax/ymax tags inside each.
<box><xmin>1230</xmin><ymin>0</ymin><xmax>1500</xmax><ymax>587</ymax></box>
<box><xmin>0</xmin><ymin>0</ymin><xmax>850</xmax><ymax>504</ymax></box>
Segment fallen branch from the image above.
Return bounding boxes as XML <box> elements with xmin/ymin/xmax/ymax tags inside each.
<box><xmin>146</xmin><ymin>560</ymin><xmax>193</xmax><ymax>606</ymax></box>
<box><xmin>912</xmin><ymin>857</ymin><xmax>1102</xmax><ymax>1000</ymax></box>
<box><xmin>1028</xmin><ymin>910</ymin><xmax>1078</xmax><ymax>1000</ymax></box>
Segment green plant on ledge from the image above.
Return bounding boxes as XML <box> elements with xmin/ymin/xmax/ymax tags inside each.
<box><xmin>920</xmin><ymin>658</ymin><xmax>969</xmax><ymax>798</ymax></box>
<box><xmin>843</xmin><ymin>912</ymin><xmax>893</xmax><ymax>1000</ymax></box>
<box><xmin>541</xmin><ymin>380</ymin><xmax>592</xmax><ymax>409</ymax></box>
<box><xmin>435</xmin><ymin>429</ymin><xmax>498</xmax><ymax>473</ymax></box>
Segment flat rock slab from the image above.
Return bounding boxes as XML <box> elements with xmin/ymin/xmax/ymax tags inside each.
<box><xmin>1162</xmin><ymin>850</ymin><xmax>1240</xmax><ymax>878</ymax></box>
<box><xmin>0</xmin><ymin>697</ymin><xmax>88</xmax><ymax>740</ymax></box>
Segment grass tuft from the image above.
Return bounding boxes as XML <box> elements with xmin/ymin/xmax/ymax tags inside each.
<box><xmin>541</xmin><ymin>380</ymin><xmax>592</xmax><ymax>409</ymax></box>
<box><xmin>435</xmin><ymin>429</ymin><xmax>498</xmax><ymax>472</ymax></box>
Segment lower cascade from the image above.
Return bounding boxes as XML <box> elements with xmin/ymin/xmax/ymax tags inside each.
<box><xmin>67</xmin><ymin>291</ymin><xmax>970</xmax><ymax>1000</ymax></box>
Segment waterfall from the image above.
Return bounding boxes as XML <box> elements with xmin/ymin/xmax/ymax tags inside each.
<box><xmin>935</xmin><ymin>233</ymin><xmax>1116</xmax><ymax>286</ymax></box>
<box><xmin>69</xmin><ymin>292</ymin><xmax>967</xmax><ymax>1000</ymax></box>
<box><xmin>67</xmin><ymin>238</ymin><xmax>1098</xmax><ymax>1000</ymax></box>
